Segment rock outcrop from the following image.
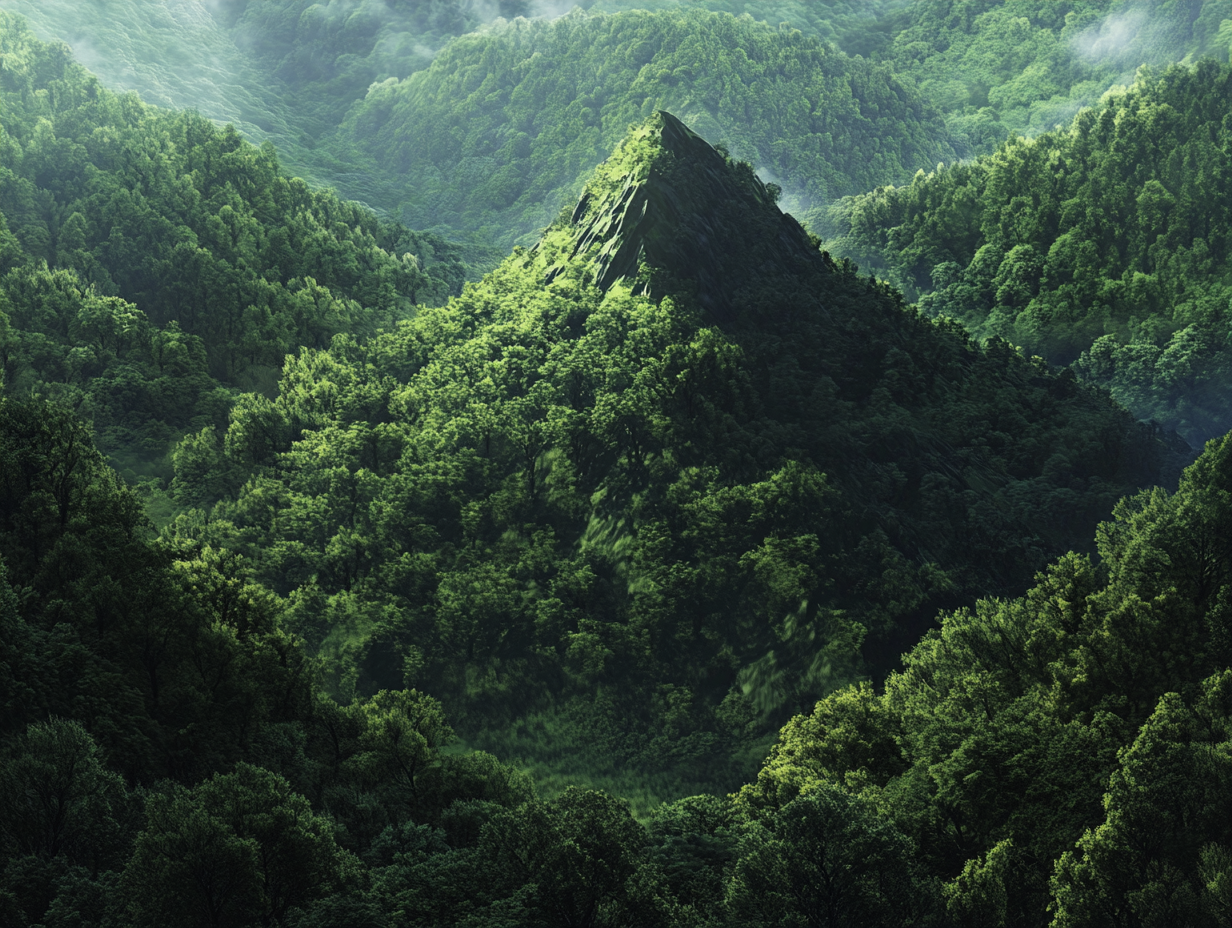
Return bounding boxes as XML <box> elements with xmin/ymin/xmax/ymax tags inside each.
<box><xmin>546</xmin><ymin>111</ymin><xmax>826</xmax><ymax>326</ymax></box>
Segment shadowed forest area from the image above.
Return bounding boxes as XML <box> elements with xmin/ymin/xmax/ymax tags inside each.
<box><xmin>3</xmin><ymin>2</ymin><xmax>1232</xmax><ymax>926</ymax></box>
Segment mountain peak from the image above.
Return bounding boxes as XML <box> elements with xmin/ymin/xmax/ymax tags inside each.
<box><xmin>544</xmin><ymin>111</ymin><xmax>826</xmax><ymax>324</ymax></box>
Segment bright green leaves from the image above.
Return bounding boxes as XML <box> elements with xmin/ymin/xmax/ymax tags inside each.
<box><xmin>1052</xmin><ymin>672</ymin><xmax>1232</xmax><ymax>928</ymax></box>
<box><xmin>172</xmin><ymin>425</ymin><xmax>231</xmax><ymax>508</ymax></box>
<box><xmin>944</xmin><ymin>838</ymin><xmax>1014</xmax><ymax>928</ymax></box>
<box><xmin>225</xmin><ymin>393</ymin><xmax>291</xmax><ymax>469</ymax></box>
<box><xmin>735</xmin><ymin>681</ymin><xmax>906</xmax><ymax>817</ymax></box>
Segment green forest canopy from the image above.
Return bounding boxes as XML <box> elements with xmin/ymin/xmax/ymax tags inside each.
<box><xmin>823</xmin><ymin>59</ymin><xmax>1232</xmax><ymax>447</ymax></box>
<box><xmin>865</xmin><ymin>0</ymin><xmax>1232</xmax><ymax>151</ymax></box>
<box><xmin>167</xmin><ymin>110</ymin><xmax>1185</xmax><ymax>816</ymax></box>
<box><xmin>0</xmin><ymin>10</ymin><xmax>463</xmax><ymax>488</ymax></box>
<box><xmin>3</xmin><ymin>2</ymin><xmax>1232</xmax><ymax>926</ymax></box>
<box><xmin>7</xmin><ymin>0</ymin><xmax>1231</xmax><ymax>257</ymax></box>
<box><xmin>341</xmin><ymin>8</ymin><xmax>962</xmax><ymax>247</ymax></box>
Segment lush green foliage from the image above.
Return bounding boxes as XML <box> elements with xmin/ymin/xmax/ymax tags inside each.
<box><xmin>740</xmin><ymin>431</ymin><xmax>1232</xmax><ymax>926</ymax></box>
<box><xmin>6</xmin><ymin>4</ymin><xmax>1232</xmax><ymax>926</ymax></box>
<box><xmin>0</xmin><ymin>395</ymin><xmax>545</xmax><ymax>927</ymax></box>
<box><xmin>164</xmin><ymin>114</ymin><xmax>1180</xmax><ymax>814</ymax></box>
<box><xmin>824</xmin><ymin>59</ymin><xmax>1232</xmax><ymax>446</ymax></box>
<box><xmin>342</xmin><ymin>8</ymin><xmax>961</xmax><ymax>245</ymax></box>
<box><xmin>0</xmin><ymin>12</ymin><xmax>462</xmax><ymax>482</ymax></box>
<box><xmin>0</xmin><ymin>0</ymin><xmax>289</xmax><ymax>143</ymax></box>
<box><xmin>6</xmin><ymin>386</ymin><xmax>1229</xmax><ymax>927</ymax></box>
<box><xmin>862</xmin><ymin>0</ymin><xmax>1232</xmax><ymax>153</ymax></box>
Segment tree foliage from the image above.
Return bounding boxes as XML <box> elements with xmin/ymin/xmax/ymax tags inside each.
<box><xmin>0</xmin><ymin>11</ymin><xmax>463</xmax><ymax>480</ymax></box>
<box><xmin>2</xmin><ymin>6</ymin><xmax>1232</xmax><ymax>926</ymax></box>
<box><xmin>825</xmin><ymin>58</ymin><xmax>1232</xmax><ymax>445</ymax></box>
<box><xmin>344</xmin><ymin>8</ymin><xmax>961</xmax><ymax>246</ymax></box>
<box><xmin>174</xmin><ymin>114</ymin><xmax>1182</xmax><ymax>800</ymax></box>
<box><xmin>740</xmin><ymin>431</ymin><xmax>1232</xmax><ymax>927</ymax></box>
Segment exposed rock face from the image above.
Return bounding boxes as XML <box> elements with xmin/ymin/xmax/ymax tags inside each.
<box><xmin>547</xmin><ymin>111</ymin><xmax>826</xmax><ymax>325</ymax></box>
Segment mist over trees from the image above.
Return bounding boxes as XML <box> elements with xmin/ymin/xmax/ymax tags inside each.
<box><xmin>4</xmin><ymin>2</ymin><xmax>1232</xmax><ymax>926</ymax></box>
<box><xmin>824</xmin><ymin>59</ymin><xmax>1232</xmax><ymax>446</ymax></box>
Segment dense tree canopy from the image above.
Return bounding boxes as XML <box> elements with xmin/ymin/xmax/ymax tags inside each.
<box><xmin>0</xmin><ymin>11</ymin><xmax>463</xmax><ymax>481</ymax></box>
<box><xmin>164</xmin><ymin>114</ymin><xmax>1184</xmax><ymax>811</ymax></box>
<box><xmin>824</xmin><ymin>59</ymin><xmax>1232</xmax><ymax>446</ymax></box>
<box><xmin>342</xmin><ymin>8</ymin><xmax>962</xmax><ymax>246</ymax></box>
<box><xmin>5</xmin><ymin>3</ymin><xmax>1232</xmax><ymax>926</ymax></box>
<box><xmin>740</xmin><ymin>431</ymin><xmax>1232</xmax><ymax>927</ymax></box>
<box><xmin>862</xmin><ymin>0</ymin><xmax>1232</xmax><ymax>152</ymax></box>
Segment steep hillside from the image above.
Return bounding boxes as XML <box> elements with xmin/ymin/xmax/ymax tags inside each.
<box><xmin>0</xmin><ymin>0</ymin><xmax>518</xmax><ymax>212</ymax></box>
<box><xmin>0</xmin><ymin>0</ymin><xmax>289</xmax><ymax>145</ymax></box>
<box><xmin>0</xmin><ymin>394</ymin><xmax>545</xmax><ymax>928</ymax></box>
<box><xmin>0</xmin><ymin>12</ymin><xmax>463</xmax><ymax>485</ymax></box>
<box><xmin>868</xmin><ymin>0</ymin><xmax>1232</xmax><ymax>152</ymax></box>
<box><xmin>222</xmin><ymin>0</ymin><xmax>529</xmax><ymax>131</ymax></box>
<box><xmin>743</xmin><ymin>433</ymin><xmax>1232</xmax><ymax>927</ymax></box>
<box><xmin>180</xmin><ymin>113</ymin><xmax>1185</xmax><ymax>799</ymax></box>
<box><xmin>341</xmin><ymin>8</ymin><xmax>963</xmax><ymax>246</ymax></box>
<box><xmin>823</xmin><ymin>60</ymin><xmax>1232</xmax><ymax>446</ymax></box>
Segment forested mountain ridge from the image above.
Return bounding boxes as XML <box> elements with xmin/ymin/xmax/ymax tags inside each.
<box><xmin>9</xmin><ymin>0</ymin><xmax>1230</xmax><ymax>267</ymax></box>
<box><xmin>0</xmin><ymin>0</ymin><xmax>913</xmax><ymax>242</ymax></box>
<box><xmin>740</xmin><ymin>433</ymin><xmax>1232</xmax><ymax>927</ymax></box>
<box><xmin>341</xmin><ymin>8</ymin><xmax>963</xmax><ymax>247</ymax></box>
<box><xmin>4</xmin><ymin>4</ymin><xmax>1232</xmax><ymax>927</ymax></box>
<box><xmin>864</xmin><ymin>0</ymin><xmax>1232</xmax><ymax>153</ymax></box>
<box><xmin>0</xmin><ymin>0</ymin><xmax>524</xmax><ymax>161</ymax></box>
<box><xmin>175</xmin><ymin>112</ymin><xmax>1188</xmax><ymax>805</ymax></box>
<box><xmin>0</xmin><ymin>100</ymin><xmax>1223</xmax><ymax>928</ymax></box>
<box><xmin>0</xmin><ymin>11</ymin><xmax>463</xmax><ymax>487</ymax></box>
<box><xmin>823</xmin><ymin>58</ymin><xmax>1232</xmax><ymax>447</ymax></box>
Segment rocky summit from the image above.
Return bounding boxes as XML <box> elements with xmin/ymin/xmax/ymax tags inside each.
<box><xmin>546</xmin><ymin>111</ymin><xmax>827</xmax><ymax>326</ymax></box>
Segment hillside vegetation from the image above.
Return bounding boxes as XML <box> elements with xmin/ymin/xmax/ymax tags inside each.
<box><xmin>168</xmin><ymin>113</ymin><xmax>1184</xmax><ymax>812</ymax></box>
<box><xmin>737</xmin><ymin>432</ymin><xmax>1232</xmax><ymax>927</ymax></box>
<box><xmin>824</xmin><ymin>60</ymin><xmax>1232</xmax><ymax>446</ymax></box>
<box><xmin>342</xmin><ymin>8</ymin><xmax>962</xmax><ymax>245</ymax></box>
<box><xmin>868</xmin><ymin>0</ymin><xmax>1232</xmax><ymax>152</ymax></box>
<box><xmin>0</xmin><ymin>12</ymin><xmax>462</xmax><ymax>484</ymax></box>
<box><xmin>9</xmin><ymin>1</ymin><xmax>1230</xmax><ymax>258</ymax></box>
<box><xmin>6</xmin><ymin>4</ymin><xmax>1232</xmax><ymax>927</ymax></box>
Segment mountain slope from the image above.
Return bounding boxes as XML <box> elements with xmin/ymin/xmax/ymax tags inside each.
<box><xmin>541</xmin><ymin>112</ymin><xmax>824</xmax><ymax>324</ymax></box>
<box><xmin>0</xmin><ymin>11</ymin><xmax>463</xmax><ymax>487</ymax></box>
<box><xmin>0</xmin><ymin>0</ymin><xmax>288</xmax><ymax>144</ymax></box>
<box><xmin>743</xmin><ymin>432</ymin><xmax>1232</xmax><ymax>927</ymax></box>
<box><xmin>341</xmin><ymin>8</ymin><xmax>963</xmax><ymax>247</ymax></box>
<box><xmin>185</xmin><ymin>114</ymin><xmax>1186</xmax><ymax>793</ymax></box>
<box><xmin>868</xmin><ymin>0</ymin><xmax>1232</xmax><ymax>152</ymax></box>
<box><xmin>822</xmin><ymin>59</ymin><xmax>1232</xmax><ymax>446</ymax></box>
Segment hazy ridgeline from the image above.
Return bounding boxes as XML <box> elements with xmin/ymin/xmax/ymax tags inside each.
<box><xmin>3</xmin><ymin>3</ymin><xmax>1232</xmax><ymax>927</ymax></box>
<box><xmin>824</xmin><ymin>59</ymin><xmax>1232</xmax><ymax>448</ymax></box>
